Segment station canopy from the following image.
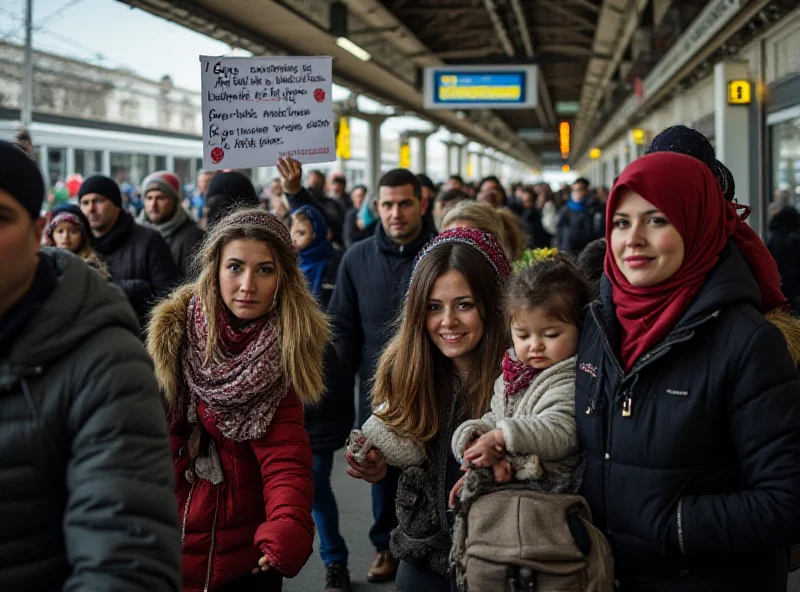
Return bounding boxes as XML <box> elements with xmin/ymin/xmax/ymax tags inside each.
<box><xmin>117</xmin><ymin>0</ymin><xmax>732</xmax><ymax>166</ymax></box>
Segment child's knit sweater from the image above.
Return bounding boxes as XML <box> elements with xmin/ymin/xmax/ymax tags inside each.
<box><xmin>451</xmin><ymin>352</ymin><xmax>580</xmax><ymax>480</ymax></box>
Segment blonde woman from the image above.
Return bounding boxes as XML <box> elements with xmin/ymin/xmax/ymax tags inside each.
<box><xmin>442</xmin><ymin>200</ymin><xmax>525</xmax><ymax>262</ymax></box>
<box><xmin>147</xmin><ymin>209</ymin><xmax>328</xmax><ymax>591</ymax></box>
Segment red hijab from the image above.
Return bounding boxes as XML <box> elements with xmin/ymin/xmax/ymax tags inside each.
<box><xmin>605</xmin><ymin>152</ymin><xmax>786</xmax><ymax>371</ymax></box>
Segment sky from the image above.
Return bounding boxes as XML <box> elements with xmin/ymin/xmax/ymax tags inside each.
<box><xmin>0</xmin><ymin>0</ymin><xmax>540</xmax><ymax>179</ymax></box>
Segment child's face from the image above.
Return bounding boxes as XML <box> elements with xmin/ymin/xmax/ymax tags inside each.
<box><xmin>52</xmin><ymin>221</ymin><xmax>83</xmax><ymax>253</ymax></box>
<box><xmin>511</xmin><ymin>307</ymin><xmax>578</xmax><ymax>370</ymax></box>
<box><xmin>290</xmin><ymin>219</ymin><xmax>314</xmax><ymax>251</ymax></box>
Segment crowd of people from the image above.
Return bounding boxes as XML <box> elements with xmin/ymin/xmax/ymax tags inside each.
<box><xmin>1</xmin><ymin>122</ymin><xmax>800</xmax><ymax>592</ymax></box>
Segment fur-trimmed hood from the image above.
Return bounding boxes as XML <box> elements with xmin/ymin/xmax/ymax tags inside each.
<box><xmin>147</xmin><ymin>286</ymin><xmax>324</xmax><ymax>409</ymax></box>
<box><xmin>146</xmin><ymin>285</ymin><xmax>195</xmax><ymax>409</ymax></box>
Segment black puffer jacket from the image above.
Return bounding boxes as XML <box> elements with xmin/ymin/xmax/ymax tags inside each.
<box><xmin>343</xmin><ymin>208</ymin><xmax>377</xmax><ymax>250</ymax></box>
<box><xmin>328</xmin><ymin>219</ymin><xmax>437</xmax><ymax>404</ymax></box>
<box><xmin>163</xmin><ymin>217</ymin><xmax>205</xmax><ymax>280</ymax></box>
<box><xmin>576</xmin><ymin>244</ymin><xmax>800</xmax><ymax>591</ymax></box>
<box><xmin>0</xmin><ymin>249</ymin><xmax>181</xmax><ymax>591</ymax></box>
<box><xmin>767</xmin><ymin>206</ymin><xmax>800</xmax><ymax>313</ymax></box>
<box><xmin>94</xmin><ymin>210</ymin><xmax>180</xmax><ymax>325</ymax></box>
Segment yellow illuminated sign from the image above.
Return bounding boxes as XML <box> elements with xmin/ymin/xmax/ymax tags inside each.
<box><xmin>399</xmin><ymin>142</ymin><xmax>411</xmax><ymax>169</ymax></box>
<box><xmin>728</xmin><ymin>80</ymin><xmax>751</xmax><ymax>105</ymax></box>
<box><xmin>336</xmin><ymin>117</ymin><xmax>351</xmax><ymax>160</ymax></box>
<box><xmin>467</xmin><ymin>158</ymin><xmax>474</xmax><ymax>178</ymax></box>
<box><xmin>590</xmin><ymin>148</ymin><xmax>602</xmax><ymax>159</ymax></box>
<box><xmin>438</xmin><ymin>86</ymin><xmax>521</xmax><ymax>101</ymax></box>
<box><xmin>559</xmin><ymin>122</ymin><xmax>570</xmax><ymax>159</ymax></box>
<box><xmin>562</xmin><ymin>165</ymin><xmax>571</xmax><ymax>173</ymax></box>
<box><xmin>631</xmin><ymin>128</ymin><xmax>646</xmax><ymax>146</ymax></box>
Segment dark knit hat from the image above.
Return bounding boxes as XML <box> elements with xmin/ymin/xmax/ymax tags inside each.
<box><xmin>205</xmin><ymin>172</ymin><xmax>260</xmax><ymax>230</ymax></box>
<box><xmin>647</xmin><ymin>125</ymin><xmax>736</xmax><ymax>201</ymax></box>
<box><xmin>78</xmin><ymin>174</ymin><xmax>122</xmax><ymax>207</ymax></box>
<box><xmin>0</xmin><ymin>139</ymin><xmax>45</xmax><ymax>219</ymax></box>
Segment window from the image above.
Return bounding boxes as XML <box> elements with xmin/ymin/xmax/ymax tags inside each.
<box><xmin>110</xmin><ymin>152</ymin><xmax>132</xmax><ymax>185</ymax></box>
<box><xmin>75</xmin><ymin>149</ymin><xmax>103</xmax><ymax>177</ymax></box>
<box><xmin>174</xmin><ymin>158</ymin><xmax>192</xmax><ymax>189</ymax></box>
<box><xmin>770</xmin><ymin>114</ymin><xmax>800</xmax><ymax>216</ymax></box>
<box><xmin>155</xmin><ymin>155</ymin><xmax>167</xmax><ymax>171</ymax></box>
<box><xmin>46</xmin><ymin>147</ymin><xmax>66</xmax><ymax>187</ymax></box>
<box><xmin>130</xmin><ymin>154</ymin><xmax>149</xmax><ymax>186</ymax></box>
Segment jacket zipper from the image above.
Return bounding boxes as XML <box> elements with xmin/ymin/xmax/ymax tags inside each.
<box><xmin>203</xmin><ymin>487</ymin><xmax>221</xmax><ymax>592</ymax></box>
<box><xmin>181</xmin><ymin>479</ymin><xmax>197</xmax><ymax>546</ymax></box>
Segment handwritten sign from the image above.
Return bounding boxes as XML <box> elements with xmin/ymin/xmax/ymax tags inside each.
<box><xmin>200</xmin><ymin>55</ymin><xmax>335</xmax><ymax>170</ymax></box>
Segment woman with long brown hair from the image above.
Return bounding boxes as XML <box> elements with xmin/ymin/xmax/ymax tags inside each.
<box><xmin>147</xmin><ymin>209</ymin><xmax>328</xmax><ymax>591</ymax></box>
<box><xmin>345</xmin><ymin>228</ymin><xmax>510</xmax><ymax>591</ymax></box>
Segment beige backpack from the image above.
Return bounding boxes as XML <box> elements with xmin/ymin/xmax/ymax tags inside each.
<box><xmin>459</xmin><ymin>489</ymin><xmax>614</xmax><ymax>591</ymax></box>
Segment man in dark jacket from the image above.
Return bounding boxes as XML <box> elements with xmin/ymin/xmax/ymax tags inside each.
<box><xmin>285</xmin><ymin>159</ymin><xmax>436</xmax><ymax>583</ymax></box>
<box><xmin>79</xmin><ymin>174</ymin><xmax>179</xmax><ymax>326</ymax></box>
<box><xmin>0</xmin><ymin>141</ymin><xmax>181</xmax><ymax>591</ymax></box>
<box><xmin>556</xmin><ymin>177</ymin><xmax>604</xmax><ymax>254</ymax></box>
<box><xmin>138</xmin><ymin>170</ymin><xmax>204</xmax><ymax>280</ymax></box>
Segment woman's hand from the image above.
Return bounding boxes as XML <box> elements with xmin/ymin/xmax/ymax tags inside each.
<box><xmin>463</xmin><ymin>429</ymin><xmax>505</xmax><ymax>468</ymax></box>
<box><xmin>449</xmin><ymin>475</ymin><xmax>466</xmax><ymax>508</ymax></box>
<box><xmin>345</xmin><ymin>449</ymin><xmax>388</xmax><ymax>483</ymax></box>
<box><xmin>276</xmin><ymin>157</ymin><xmax>303</xmax><ymax>196</ymax></box>
<box><xmin>251</xmin><ymin>554</ymin><xmax>272</xmax><ymax>574</ymax></box>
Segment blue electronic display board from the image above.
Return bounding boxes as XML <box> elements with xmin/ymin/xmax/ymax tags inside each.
<box><xmin>433</xmin><ymin>71</ymin><xmax>527</xmax><ymax>106</ymax></box>
<box><xmin>423</xmin><ymin>65</ymin><xmax>538</xmax><ymax>110</ymax></box>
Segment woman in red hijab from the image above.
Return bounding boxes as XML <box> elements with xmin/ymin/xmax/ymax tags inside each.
<box><xmin>575</xmin><ymin>151</ymin><xmax>800</xmax><ymax>591</ymax></box>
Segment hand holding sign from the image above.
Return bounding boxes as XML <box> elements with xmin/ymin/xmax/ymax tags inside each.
<box><xmin>277</xmin><ymin>157</ymin><xmax>303</xmax><ymax>196</ymax></box>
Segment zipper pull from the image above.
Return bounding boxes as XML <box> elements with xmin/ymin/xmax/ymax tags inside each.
<box><xmin>622</xmin><ymin>395</ymin><xmax>632</xmax><ymax>418</ymax></box>
<box><xmin>585</xmin><ymin>395</ymin><xmax>598</xmax><ymax>415</ymax></box>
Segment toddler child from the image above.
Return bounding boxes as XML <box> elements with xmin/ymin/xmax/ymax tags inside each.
<box><xmin>450</xmin><ymin>251</ymin><xmax>589</xmax><ymax>504</ymax></box>
<box><xmin>43</xmin><ymin>205</ymin><xmax>111</xmax><ymax>280</ymax></box>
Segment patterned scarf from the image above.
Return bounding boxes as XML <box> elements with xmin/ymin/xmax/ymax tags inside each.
<box><xmin>502</xmin><ymin>348</ymin><xmax>542</xmax><ymax>401</ymax></box>
<box><xmin>182</xmin><ymin>295</ymin><xmax>288</xmax><ymax>442</ymax></box>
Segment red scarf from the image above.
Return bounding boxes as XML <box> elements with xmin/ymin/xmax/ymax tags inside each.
<box><xmin>502</xmin><ymin>348</ymin><xmax>542</xmax><ymax>400</ymax></box>
<box><xmin>605</xmin><ymin>152</ymin><xmax>786</xmax><ymax>371</ymax></box>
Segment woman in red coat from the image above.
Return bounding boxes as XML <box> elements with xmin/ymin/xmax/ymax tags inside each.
<box><xmin>148</xmin><ymin>208</ymin><xmax>328</xmax><ymax>591</ymax></box>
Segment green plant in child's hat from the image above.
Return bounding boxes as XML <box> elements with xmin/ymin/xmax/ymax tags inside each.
<box><xmin>512</xmin><ymin>247</ymin><xmax>559</xmax><ymax>272</ymax></box>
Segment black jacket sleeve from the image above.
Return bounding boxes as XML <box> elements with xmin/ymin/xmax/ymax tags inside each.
<box><xmin>63</xmin><ymin>329</ymin><xmax>181</xmax><ymax>591</ymax></box>
<box><xmin>287</xmin><ymin>188</ymin><xmax>323</xmax><ymax>213</ymax></box>
<box><xmin>327</xmin><ymin>252</ymin><xmax>362</xmax><ymax>390</ymax></box>
<box><xmin>147</xmin><ymin>234</ymin><xmax>180</xmax><ymax>299</ymax></box>
<box><xmin>675</xmin><ymin>321</ymin><xmax>800</xmax><ymax>555</ymax></box>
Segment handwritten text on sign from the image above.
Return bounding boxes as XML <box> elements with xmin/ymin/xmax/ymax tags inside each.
<box><xmin>200</xmin><ymin>55</ymin><xmax>335</xmax><ymax>170</ymax></box>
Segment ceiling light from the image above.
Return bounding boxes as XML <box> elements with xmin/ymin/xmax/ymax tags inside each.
<box><xmin>336</xmin><ymin>37</ymin><xmax>371</xmax><ymax>61</ymax></box>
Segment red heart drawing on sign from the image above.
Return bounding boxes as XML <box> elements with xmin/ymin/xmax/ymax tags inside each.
<box><xmin>314</xmin><ymin>89</ymin><xmax>325</xmax><ymax>103</ymax></box>
<box><xmin>211</xmin><ymin>147</ymin><xmax>225</xmax><ymax>164</ymax></box>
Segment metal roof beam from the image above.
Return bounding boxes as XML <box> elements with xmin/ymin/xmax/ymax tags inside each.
<box><xmin>537</xmin><ymin>0</ymin><xmax>597</xmax><ymax>29</ymax></box>
<box><xmin>564</xmin><ymin>0</ymin><xmax>601</xmax><ymax>14</ymax></box>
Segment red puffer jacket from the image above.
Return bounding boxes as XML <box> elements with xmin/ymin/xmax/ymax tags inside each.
<box><xmin>171</xmin><ymin>392</ymin><xmax>314</xmax><ymax>591</ymax></box>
